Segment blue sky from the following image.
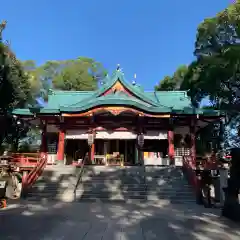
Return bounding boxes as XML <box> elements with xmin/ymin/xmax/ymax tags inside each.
<box><xmin>2</xmin><ymin>0</ymin><xmax>230</xmax><ymax>90</ymax></box>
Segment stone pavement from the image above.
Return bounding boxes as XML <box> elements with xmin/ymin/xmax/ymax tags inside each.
<box><xmin>1</xmin><ymin>200</ymin><xmax>240</xmax><ymax>240</ymax></box>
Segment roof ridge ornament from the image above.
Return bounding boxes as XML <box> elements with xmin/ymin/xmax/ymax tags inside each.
<box><xmin>116</xmin><ymin>64</ymin><xmax>124</xmax><ymax>74</ymax></box>
<box><xmin>117</xmin><ymin>64</ymin><xmax>120</xmax><ymax>71</ymax></box>
<box><xmin>132</xmin><ymin>73</ymin><xmax>136</xmax><ymax>85</ymax></box>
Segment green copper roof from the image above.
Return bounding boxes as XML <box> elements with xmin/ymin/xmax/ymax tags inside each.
<box><xmin>12</xmin><ymin>69</ymin><xmax>221</xmax><ymax>117</ymax></box>
<box><xmin>60</xmin><ymin>93</ymin><xmax>172</xmax><ymax>113</ymax></box>
<box><xmin>92</xmin><ymin>70</ymin><xmax>159</xmax><ymax>106</ymax></box>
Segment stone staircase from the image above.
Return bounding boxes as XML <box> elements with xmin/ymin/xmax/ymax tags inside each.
<box><xmin>74</xmin><ymin>166</ymin><xmax>146</xmax><ymax>201</ymax></box>
<box><xmin>26</xmin><ymin>165</ymin><xmax>77</xmax><ymax>202</ymax></box>
<box><xmin>144</xmin><ymin>166</ymin><xmax>195</xmax><ymax>203</ymax></box>
<box><xmin>25</xmin><ymin>165</ymin><xmax>195</xmax><ymax>203</ymax></box>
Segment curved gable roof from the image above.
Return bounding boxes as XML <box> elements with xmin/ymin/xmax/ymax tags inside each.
<box><xmin>60</xmin><ymin>92</ymin><xmax>172</xmax><ymax>113</ymax></box>
<box><xmin>77</xmin><ymin>70</ymin><xmax>161</xmax><ymax>107</ymax></box>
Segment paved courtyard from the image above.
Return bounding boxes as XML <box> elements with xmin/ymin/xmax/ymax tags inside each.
<box><xmin>1</xmin><ymin>200</ymin><xmax>240</xmax><ymax>240</ymax></box>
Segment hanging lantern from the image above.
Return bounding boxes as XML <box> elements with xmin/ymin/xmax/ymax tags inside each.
<box><xmin>137</xmin><ymin>133</ymin><xmax>144</xmax><ymax>147</ymax></box>
<box><xmin>87</xmin><ymin>132</ymin><xmax>95</xmax><ymax>146</ymax></box>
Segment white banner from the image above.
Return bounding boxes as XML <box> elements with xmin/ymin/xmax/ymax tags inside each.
<box><xmin>66</xmin><ymin>130</ymin><xmax>167</xmax><ymax>140</ymax></box>
<box><xmin>66</xmin><ymin>130</ymin><xmax>136</xmax><ymax>139</ymax></box>
<box><xmin>144</xmin><ymin>131</ymin><xmax>167</xmax><ymax>139</ymax></box>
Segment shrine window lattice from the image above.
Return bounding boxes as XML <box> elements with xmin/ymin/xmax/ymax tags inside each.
<box><xmin>175</xmin><ymin>147</ymin><xmax>190</xmax><ymax>156</ymax></box>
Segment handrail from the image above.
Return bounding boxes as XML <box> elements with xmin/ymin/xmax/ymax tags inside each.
<box><xmin>22</xmin><ymin>153</ymin><xmax>47</xmax><ymax>196</ymax></box>
<box><xmin>182</xmin><ymin>156</ymin><xmax>198</xmax><ymax>190</ymax></box>
<box><xmin>27</xmin><ymin>154</ymin><xmax>47</xmax><ymax>187</ymax></box>
<box><xmin>12</xmin><ymin>153</ymin><xmax>41</xmax><ymax>157</ymax></box>
<box><xmin>73</xmin><ymin>152</ymin><xmax>88</xmax><ymax>200</ymax></box>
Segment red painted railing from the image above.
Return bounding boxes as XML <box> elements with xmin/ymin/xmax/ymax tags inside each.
<box><xmin>182</xmin><ymin>154</ymin><xmax>218</xmax><ymax>192</ymax></box>
<box><xmin>11</xmin><ymin>153</ymin><xmax>41</xmax><ymax>168</ymax></box>
<box><xmin>182</xmin><ymin>156</ymin><xmax>198</xmax><ymax>191</ymax></box>
<box><xmin>21</xmin><ymin>153</ymin><xmax>48</xmax><ymax>193</ymax></box>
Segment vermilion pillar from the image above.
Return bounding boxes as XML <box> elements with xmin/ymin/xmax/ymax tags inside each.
<box><xmin>168</xmin><ymin>130</ymin><xmax>174</xmax><ymax>163</ymax></box>
<box><xmin>90</xmin><ymin>143</ymin><xmax>95</xmax><ymax>164</ymax></box>
<box><xmin>57</xmin><ymin>129</ymin><xmax>65</xmax><ymax>161</ymax></box>
<box><xmin>190</xmin><ymin>119</ymin><xmax>196</xmax><ymax>167</ymax></box>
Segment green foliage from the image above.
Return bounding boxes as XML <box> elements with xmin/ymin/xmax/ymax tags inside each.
<box><xmin>155</xmin><ymin>76</ymin><xmax>176</xmax><ymax>91</ymax></box>
<box><xmin>0</xmin><ymin>21</ymin><xmax>107</xmax><ymax>151</ymax></box>
<box><xmin>0</xmin><ymin>45</ymin><xmax>32</xmax><ymax>112</ymax></box>
<box><xmin>0</xmin><ymin>21</ymin><xmax>32</xmax><ymax>149</ymax></box>
<box><xmin>156</xmin><ymin>1</ymin><xmax>240</xmax><ymax>112</ymax></box>
<box><xmin>21</xmin><ymin>60</ymin><xmax>42</xmax><ymax>99</ymax></box>
<box><xmin>52</xmin><ymin>57</ymin><xmax>107</xmax><ymax>91</ymax></box>
<box><xmin>0</xmin><ymin>21</ymin><xmax>32</xmax><ymax>110</ymax></box>
<box><xmin>22</xmin><ymin>57</ymin><xmax>107</xmax><ymax>100</ymax></box>
<box><xmin>155</xmin><ymin>2</ymin><xmax>240</xmax><ymax>153</ymax></box>
<box><xmin>155</xmin><ymin>65</ymin><xmax>188</xmax><ymax>91</ymax></box>
<box><xmin>189</xmin><ymin>1</ymin><xmax>240</xmax><ymax>109</ymax></box>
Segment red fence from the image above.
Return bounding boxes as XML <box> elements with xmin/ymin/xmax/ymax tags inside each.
<box><xmin>182</xmin><ymin>154</ymin><xmax>219</xmax><ymax>192</ymax></box>
<box><xmin>11</xmin><ymin>153</ymin><xmax>41</xmax><ymax>168</ymax></box>
<box><xmin>0</xmin><ymin>152</ymin><xmax>48</xmax><ymax>195</ymax></box>
<box><xmin>182</xmin><ymin>156</ymin><xmax>198</xmax><ymax>191</ymax></box>
<box><xmin>21</xmin><ymin>153</ymin><xmax>47</xmax><ymax>192</ymax></box>
<box><xmin>5</xmin><ymin>152</ymin><xmax>48</xmax><ymax>194</ymax></box>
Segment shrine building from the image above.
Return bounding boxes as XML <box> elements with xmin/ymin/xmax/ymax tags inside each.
<box><xmin>12</xmin><ymin>68</ymin><xmax>221</xmax><ymax>166</ymax></box>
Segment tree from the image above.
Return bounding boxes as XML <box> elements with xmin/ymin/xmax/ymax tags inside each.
<box><xmin>0</xmin><ymin>21</ymin><xmax>32</xmax><ymax>150</ymax></box>
<box><xmin>0</xmin><ymin>31</ymin><xmax>31</xmax><ymax>111</ymax></box>
<box><xmin>155</xmin><ymin>65</ymin><xmax>188</xmax><ymax>91</ymax></box>
<box><xmin>52</xmin><ymin>57</ymin><xmax>107</xmax><ymax>91</ymax></box>
<box><xmin>155</xmin><ymin>76</ymin><xmax>176</xmax><ymax>91</ymax></box>
<box><xmin>0</xmin><ymin>21</ymin><xmax>32</xmax><ymax>110</ymax></box>
<box><xmin>185</xmin><ymin>1</ymin><xmax>240</xmax><ymax>110</ymax></box>
<box><xmin>156</xmin><ymin>2</ymin><xmax>240</xmax><ymax>157</ymax></box>
<box><xmin>22</xmin><ymin>57</ymin><xmax>107</xmax><ymax>102</ymax></box>
<box><xmin>21</xmin><ymin>60</ymin><xmax>42</xmax><ymax>100</ymax></box>
<box><xmin>179</xmin><ymin>2</ymin><xmax>240</xmax><ymax>153</ymax></box>
<box><xmin>19</xmin><ymin>57</ymin><xmax>107</xmax><ymax>150</ymax></box>
<box><xmin>185</xmin><ymin>1</ymin><xmax>240</xmax><ymax>219</ymax></box>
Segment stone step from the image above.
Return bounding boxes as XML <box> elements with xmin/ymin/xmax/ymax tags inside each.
<box><xmin>74</xmin><ymin>194</ymin><xmax>196</xmax><ymax>203</ymax></box>
<box><xmin>74</xmin><ymin>185</ymin><xmax>192</xmax><ymax>192</ymax></box>
<box><xmin>32</xmin><ymin>184</ymin><xmax>147</xmax><ymax>191</ymax></box>
<box><xmin>33</xmin><ymin>184</ymin><xmax>192</xmax><ymax>191</ymax></box>
<box><xmin>79</xmin><ymin>177</ymin><xmax>187</xmax><ymax>183</ymax></box>
<box><xmin>77</xmin><ymin>182</ymin><xmax>191</xmax><ymax>190</ymax></box>
<box><xmin>26</xmin><ymin>194</ymin><xmax>196</xmax><ymax>204</ymax></box>
<box><xmin>80</xmin><ymin>177</ymin><xmax>145</xmax><ymax>182</ymax></box>
<box><xmin>81</xmin><ymin>170</ymin><xmax>145</xmax><ymax>174</ymax></box>
<box><xmin>27</xmin><ymin>192</ymin><xmax>194</xmax><ymax>202</ymax></box>
<box><xmin>74</xmin><ymin>190</ymin><xmax>194</xmax><ymax>197</ymax></box>
<box><xmin>32</xmin><ymin>182</ymin><xmax>193</xmax><ymax>192</ymax></box>
<box><xmin>33</xmin><ymin>189</ymin><xmax>186</xmax><ymax>194</ymax></box>
<box><xmin>80</xmin><ymin>176</ymin><xmax>186</xmax><ymax>181</ymax></box>
<box><xmin>30</xmin><ymin>187</ymin><xmax>194</xmax><ymax>198</ymax></box>
<box><xmin>27</xmin><ymin>165</ymin><xmax>195</xmax><ymax>204</ymax></box>
<box><xmin>147</xmin><ymin>185</ymin><xmax>192</xmax><ymax>190</ymax></box>
<box><xmin>80</xmin><ymin>175</ymin><xmax>145</xmax><ymax>180</ymax></box>
<box><xmin>34</xmin><ymin>181</ymin><xmax>146</xmax><ymax>186</ymax></box>
<box><xmin>26</xmin><ymin>192</ymin><xmax>74</xmax><ymax>202</ymax></box>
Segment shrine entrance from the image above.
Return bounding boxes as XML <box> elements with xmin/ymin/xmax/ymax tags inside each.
<box><xmin>65</xmin><ymin>136</ymin><xmax>170</xmax><ymax>166</ymax></box>
<box><xmin>95</xmin><ymin>139</ymin><xmax>136</xmax><ymax>165</ymax></box>
<box><xmin>65</xmin><ymin>138</ymin><xmax>137</xmax><ymax>166</ymax></box>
